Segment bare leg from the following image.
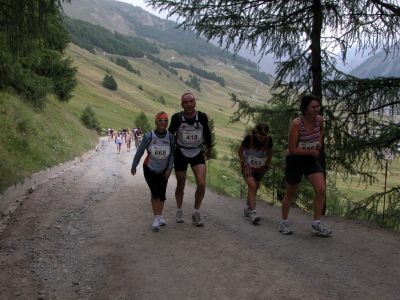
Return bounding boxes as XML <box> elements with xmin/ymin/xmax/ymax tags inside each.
<box><xmin>192</xmin><ymin>163</ymin><xmax>207</xmax><ymax>210</ymax></box>
<box><xmin>244</xmin><ymin>176</ymin><xmax>258</xmax><ymax>210</ymax></box>
<box><xmin>281</xmin><ymin>182</ymin><xmax>299</xmax><ymax>220</ymax></box>
<box><xmin>175</xmin><ymin>170</ymin><xmax>187</xmax><ymax>209</ymax></box>
<box><xmin>151</xmin><ymin>198</ymin><xmax>164</xmax><ymax>216</ymax></box>
<box><xmin>306</xmin><ymin>173</ymin><xmax>326</xmax><ymax>220</ymax></box>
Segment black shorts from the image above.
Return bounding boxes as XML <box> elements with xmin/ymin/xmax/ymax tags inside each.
<box><xmin>285</xmin><ymin>155</ymin><xmax>323</xmax><ymax>185</ymax></box>
<box><xmin>173</xmin><ymin>148</ymin><xmax>205</xmax><ymax>172</ymax></box>
<box><xmin>241</xmin><ymin>168</ymin><xmax>264</xmax><ymax>181</ymax></box>
<box><xmin>143</xmin><ymin>164</ymin><xmax>168</xmax><ymax>201</ymax></box>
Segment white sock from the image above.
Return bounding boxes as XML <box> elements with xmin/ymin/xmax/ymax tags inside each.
<box><xmin>193</xmin><ymin>209</ymin><xmax>199</xmax><ymax>214</ymax></box>
<box><xmin>281</xmin><ymin>220</ymin><xmax>288</xmax><ymax>224</ymax></box>
<box><xmin>177</xmin><ymin>208</ymin><xmax>182</xmax><ymax>212</ymax></box>
<box><xmin>313</xmin><ymin>220</ymin><xmax>321</xmax><ymax>226</ymax></box>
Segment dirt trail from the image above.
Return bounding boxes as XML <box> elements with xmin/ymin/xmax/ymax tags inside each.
<box><xmin>1</xmin><ymin>137</ymin><xmax>399</xmax><ymax>300</ymax></box>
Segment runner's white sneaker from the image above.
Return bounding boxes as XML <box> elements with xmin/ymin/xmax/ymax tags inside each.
<box><xmin>311</xmin><ymin>222</ymin><xmax>332</xmax><ymax>236</ymax></box>
<box><xmin>279</xmin><ymin>222</ymin><xmax>293</xmax><ymax>235</ymax></box>
<box><xmin>176</xmin><ymin>210</ymin><xmax>184</xmax><ymax>223</ymax></box>
<box><xmin>191</xmin><ymin>211</ymin><xmax>204</xmax><ymax>227</ymax></box>
<box><xmin>152</xmin><ymin>216</ymin><xmax>160</xmax><ymax>231</ymax></box>
<box><xmin>159</xmin><ymin>215</ymin><xmax>166</xmax><ymax>226</ymax></box>
<box><xmin>243</xmin><ymin>206</ymin><xmax>251</xmax><ymax>217</ymax></box>
<box><xmin>249</xmin><ymin>211</ymin><xmax>261</xmax><ymax>224</ymax></box>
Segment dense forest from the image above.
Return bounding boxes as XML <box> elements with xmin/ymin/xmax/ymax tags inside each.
<box><xmin>63</xmin><ymin>17</ymin><xmax>159</xmax><ymax>56</ymax></box>
<box><xmin>235</xmin><ymin>64</ymin><xmax>271</xmax><ymax>86</ymax></box>
<box><xmin>62</xmin><ymin>16</ymin><xmax>273</xmax><ymax>89</ymax></box>
<box><xmin>114</xmin><ymin>7</ymin><xmax>258</xmax><ymax>69</ymax></box>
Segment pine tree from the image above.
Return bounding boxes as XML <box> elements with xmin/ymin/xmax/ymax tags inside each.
<box><xmin>102</xmin><ymin>74</ymin><xmax>118</xmax><ymax>90</ymax></box>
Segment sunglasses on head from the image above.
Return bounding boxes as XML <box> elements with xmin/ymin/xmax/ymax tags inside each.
<box><xmin>156</xmin><ymin>119</ymin><xmax>168</xmax><ymax>123</ymax></box>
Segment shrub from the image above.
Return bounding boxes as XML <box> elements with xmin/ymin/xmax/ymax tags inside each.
<box><xmin>102</xmin><ymin>74</ymin><xmax>117</xmax><ymax>90</ymax></box>
<box><xmin>134</xmin><ymin>111</ymin><xmax>151</xmax><ymax>133</ymax></box>
<box><xmin>80</xmin><ymin>105</ymin><xmax>101</xmax><ymax>133</ymax></box>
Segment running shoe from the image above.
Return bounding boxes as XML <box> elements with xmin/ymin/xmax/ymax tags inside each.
<box><xmin>176</xmin><ymin>210</ymin><xmax>184</xmax><ymax>223</ymax></box>
<box><xmin>243</xmin><ymin>206</ymin><xmax>251</xmax><ymax>217</ymax></box>
<box><xmin>158</xmin><ymin>215</ymin><xmax>166</xmax><ymax>226</ymax></box>
<box><xmin>311</xmin><ymin>222</ymin><xmax>332</xmax><ymax>236</ymax></box>
<box><xmin>191</xmin><ymin>211</ymin><xmax>204</xmax><ymax>227</ymax></box>
<box><xmin>152</xmin><ymin>216</ymin><xmax>160</xmax><ymax>231</ymax></box>
<box><xmin>249</xmin><ymin>211</ymin><xmax>261</xmax><ymax>224</ymax></box>
<box><xmin>279</xmin><ymin>222</ymin><xmax>293</xmax><ymax>235</ymax></box>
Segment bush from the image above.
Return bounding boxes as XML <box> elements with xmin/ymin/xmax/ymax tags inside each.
<box><xmin>158</xmin><ymin>95</ymin><xmax>166</xmax><ymax>105</ymax></box>
<box><xmin>102</xmin><ymin>74</ymin><xmax>117</xmax><ymax>90</ymax></box>
<box><xmin>134</xmin><ymin>111</ymin><xmax>151</xmax><ymax>133</ymax></box>
<box><xmin>81</xmin><ymin>105</ymin><xmax>101</xmax><ymax>133</ymax></box>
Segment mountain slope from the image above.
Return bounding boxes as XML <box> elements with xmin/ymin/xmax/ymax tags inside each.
<box><xmin>350</xmin><ymin>48</ymin><xmax>400</xmax><ymax>78</ymax></box>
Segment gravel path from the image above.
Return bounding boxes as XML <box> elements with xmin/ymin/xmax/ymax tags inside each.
<box><xmin>1</xmin><ymin>137</ymin><xmax>399</xmax><ymax>300</ymax></box>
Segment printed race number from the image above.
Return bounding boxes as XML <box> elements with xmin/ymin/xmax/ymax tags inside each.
<box><xmin>183</xmin><ymin>130</ymin><xmax>202</xmax><ymax>143</ymax></box>
<box><xmin>151</xmin><ymin>146</ymin><xmax>170</xmax><ymax>159</ymax></box>
<box><xmin>247</xmin><ymin>155</ymin><xmax>265</xmax><ymax>168</ymax></box>
<box><xmin>298</xmin><ymin>141</ymin><xmax>319</xmax><ymax>150</ymax></box>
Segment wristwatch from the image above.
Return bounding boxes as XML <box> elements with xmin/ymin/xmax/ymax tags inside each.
<box><xmin>243</xmin><ymin>162</ymin><xmax>248</xmax><ymax>167</ymax></box>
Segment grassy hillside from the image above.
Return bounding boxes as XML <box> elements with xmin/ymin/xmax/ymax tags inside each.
<box><xmin>0</xmin><ymin>41</ymin><xmax>270</xmax><ymax>196</ymax></box>
<box><xmin>0</xmin><ymin>91</ymin><xmax>99</xmax><ymax>193</ymax></box>
<box><xmin>64</xmin><ymin>43</ymin><xmax>273</xmax><ymax>199</ymax></box>
<box><xmin>66</xmin><ymin>43</ymin><xmax>268</xmax><ymax>155</ymax></box>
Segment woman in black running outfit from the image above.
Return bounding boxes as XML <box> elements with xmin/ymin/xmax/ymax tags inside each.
<box><xmin>238</xmin><ymin>123</ymin><xmax>273</xmax><ymax>224</ymax></box>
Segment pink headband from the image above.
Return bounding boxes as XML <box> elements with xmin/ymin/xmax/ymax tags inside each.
<box><xmin>156</xmin><ymin>113</ymin><xmax>168</xmax><ymax>120</ymax></box>
<box><xmin>181</xmin><ymin>93</ymin><xmax>195</xmax><ymax>102</ymax></box>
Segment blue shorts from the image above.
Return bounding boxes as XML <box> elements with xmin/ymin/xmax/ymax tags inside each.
<box><xmin>116</xmin><ymin>142</ymin><xmax>122</xmax><ymax>145</ymax></box>
<box><xmin>285</xmin><ymin>155</ymin><xmax>323</xmax><ymax>185</ymax></box>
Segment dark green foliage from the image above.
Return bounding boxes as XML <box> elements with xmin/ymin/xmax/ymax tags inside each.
<box><xmin>63</xmin><ymin>17</ymin><xmax>157</xmax><ymax>57</ymax></box>
<box><xmin>134</xmin><ymin>112</ymin><xmax>151</xmax><ymax>133</ymax></box>
<box><xmin>158</xmin><ymin>95</ymin><xmax>166</xmax><ymax>104</ymax></box>
<box><xmin>0</xmin><ymin>0</ymin><xmax>77</xmax><ymax>106</ymax></box>
<box><xmin>235</xmin><ymin>64</ymin><xmax>270</xmax><ymax>86</ymax></box>
<box><xmin>80</xmin><ymin>105</ymin><xmax>101</xmax><ymax>133</ymax></box>
<box><xmin>185</xmin><ymin>75</ymin><xmax>201</xmax><ymax>92</ymax></box>
<box><xmin>146</xmin><ymin>52</ymin><xmax>178</xmax><ymax>76</ymax></box>
<box><xmin>114</xmin><ymin>57</ymin><xmax>140</xmax><ymax>75</ymax></box>
<box><xmin>201</xmin><ymin>117</ymin><xmax>218</xmax><ymax>159</ymax></box>
<box><xmin>189</xmin><ymin>65</ymin><xmax>225</xmax><ymax>87</ymax></box>
<box><xmin>138</xmin><ymin>85</ymin><xmax>143</xmax><ymax>91</ymax></box>
<box><xmin>169</xmin><ymin>61</ymin><xmax>189</xmax><ymax>70</ymax></box>
<box><xmin>122</xmin><ymin>12</ymin><xmax>257</xmax><ymax>69</ymax></box>
<box><xmin>102</xmin><ymin>74</ymin><xmax>118</xmax><ymax>90</ymax></box>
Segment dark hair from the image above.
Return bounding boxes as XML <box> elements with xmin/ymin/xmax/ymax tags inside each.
<box><xmin>252</xmin><ymin>123</ymin><xmax>269</xmax><ymax>135</ymax></box>
<box><xmin>300</xmin><ymin>94</ymin><xmax>322</xmax><ymax>115</ymax></box>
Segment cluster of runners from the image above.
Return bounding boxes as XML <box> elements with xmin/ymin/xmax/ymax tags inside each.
<box><xmin>128</xmin><ymin>92</ymin><xmax>332</xmax><ymax>237</ymax></box>
<box><xmin>108</xmin><ymin>127</ymin><xmax>142</xmax><ymax>154</ymax></box>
